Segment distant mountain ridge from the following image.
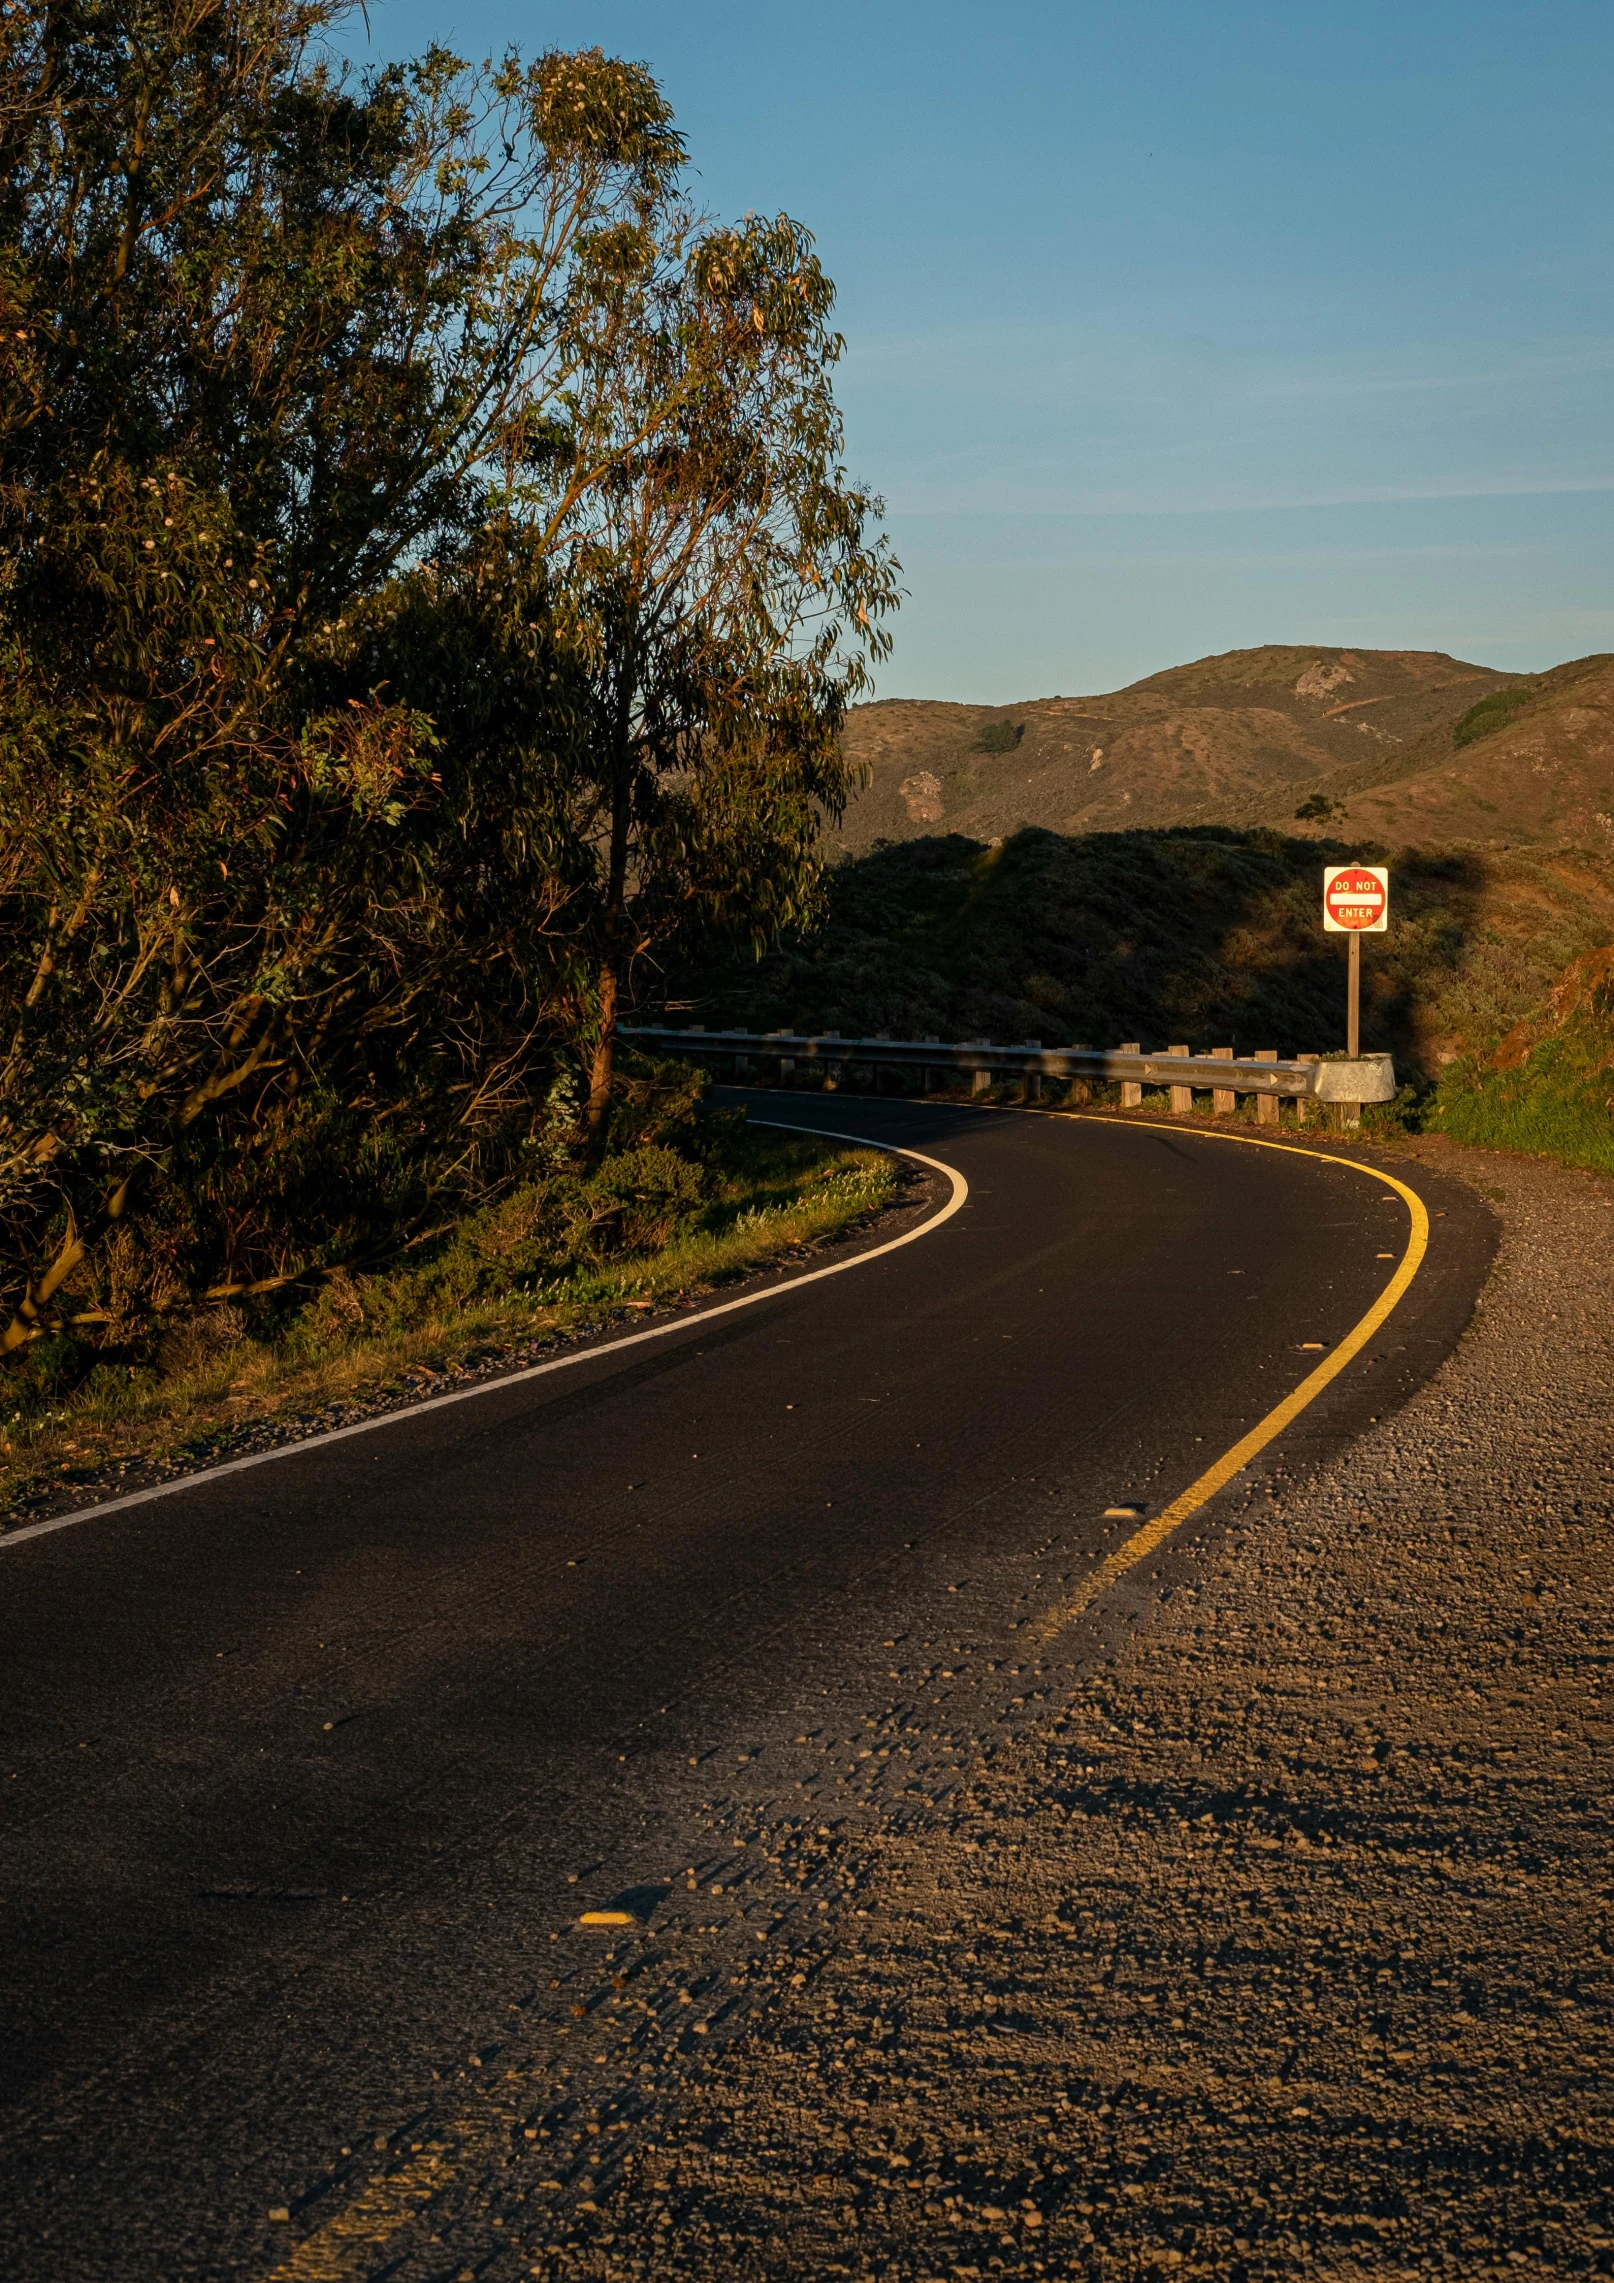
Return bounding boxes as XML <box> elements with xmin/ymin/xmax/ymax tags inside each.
<box><xmin>837</xmin><ymin>645</ymin><xmax>1614</xmax><ymax>856</ymax></box>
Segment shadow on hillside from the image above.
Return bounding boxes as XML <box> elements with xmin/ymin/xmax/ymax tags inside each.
<box><xmin>676</xmin><ymin>826</ymin><xmax>1519</xmax><ymax>1082</ymax></box>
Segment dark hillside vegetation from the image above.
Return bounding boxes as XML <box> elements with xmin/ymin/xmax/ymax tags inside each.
<box><xmin>1453</xmin><ymin>685</ymin><xmax>1538</xmax><ymax>750</ymax></box>
<box><xmin>678</xmin><ymin>827</ymin><xmax>1614</xmax><ymax>1080</ymax></box>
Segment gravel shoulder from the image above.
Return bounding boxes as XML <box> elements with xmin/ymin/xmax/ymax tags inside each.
<box><xmin>441</xmin><ymin>1132</ymin><xmax>1614</xmax><ymax>2282</ymax></box>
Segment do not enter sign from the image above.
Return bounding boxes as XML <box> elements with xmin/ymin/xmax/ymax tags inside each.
<box><xmin>1323</xmin><ymin>863</ymin><xmax>1389</xmax><ymax>933</ymax></box>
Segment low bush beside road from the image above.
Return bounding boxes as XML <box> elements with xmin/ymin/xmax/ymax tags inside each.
<box><xmin>1427</xmin><ymin>944</ymin><xmax>1614</xmax><ymax>1176</ymax></box>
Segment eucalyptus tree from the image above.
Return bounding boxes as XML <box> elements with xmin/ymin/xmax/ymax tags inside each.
<box><xmin>0</xmin><ymin>0</ymin><xmax>898</xmax><ymax>1359</ymax></box>
<box><xmin>0</xmin><ymin>0</ymin><xmax>680</xmax><ymax>1349</ymax></box>
<box><xmin>526</xmin><ymin>205</ymin><xmax>901</xmax><ymax>1134</ymax></box>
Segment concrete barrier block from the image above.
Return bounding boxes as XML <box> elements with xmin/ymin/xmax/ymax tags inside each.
<box><xmin>1311</xmin><ymin>1054</ymin><xmax>1396</xmax><ymax>1103</ymax></box>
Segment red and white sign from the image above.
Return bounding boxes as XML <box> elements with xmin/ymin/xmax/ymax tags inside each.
<box><xmin>1322</xmin><ymin>863</ymin><xmax>1389</xmax><ymax>933</ymax></box>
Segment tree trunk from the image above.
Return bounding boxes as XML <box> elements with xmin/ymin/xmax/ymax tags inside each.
<box><xmin>586</xmin><ymin>958</ymin><xmax>618</xmax><ymax>1143</ymax></box>
<box><xmin>586</xmin><ymin>665</ymin><xmax>636</xmax><ymax>1148</ymax></box>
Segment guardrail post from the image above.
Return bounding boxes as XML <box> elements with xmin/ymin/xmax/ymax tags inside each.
<box><xmin>1254</xmin><ymin>1048</ymin><xmax>1278</xmax><ymax>1123</ymax></box>
<box><xmin>923</xmin><ymin>1036</ymin><xmax>940</xmax><ymax>1093</ymax></box>
<box><xmin>824</xmin><ymin>1031</ymin><xmax>841</xmax><ymax>1091</ymax></box>
<box><xmin>1211</xmin><ymin>1045</ymin><xmax>1235</xmax><ymax>1115</ymax></box>
<box><xmin>971</xmin><ymin>1068</ymin><xmax>990</xmax><ymax>1097</ymax></box>
<box><xmin>1167</xmin><ymin>1043</ymin><xmax>1192</xmax><ymax>1114</ymax></box>
<box><xmin>1295</xmin><ymin>1052</ymin><xmax>1318</xmax><ymax>1125</ymax></box>
<box><xmin>1022</xmin><ymin>1040</ymin><xmax>1042</xmax><ymax>1103</ymax></box>
<box><xmin>1120</xmin><ymin>1044</ymin><xmax>1142</xmax><ymax>1109</ymax></box>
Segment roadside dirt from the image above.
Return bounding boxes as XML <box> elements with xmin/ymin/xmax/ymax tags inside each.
<box><xmin>458</xmin><ymin>1134</ymin><xmax>1614</xmax><ymax>2282</ymax></box>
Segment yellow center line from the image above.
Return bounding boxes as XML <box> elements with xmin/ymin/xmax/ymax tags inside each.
<box><xmin>265</xmin><ymin>2116</ymin><xmax>496</xmax><ymax>2282</ymax></box>
<box><xmin>1036</xmin><ymin>1116</ymin><xmax>1430</xmax><ymax>1640</ymax></box>
<box><xmin>263</xmin><ymin>1110</ymin><xmax>1430</xmax><ymax>2277</ymax></box>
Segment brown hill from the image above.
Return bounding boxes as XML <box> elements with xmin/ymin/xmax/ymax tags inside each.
<box><xmin>1275</xmin><ymin>653</ymin><xmax>1614</xmax><ymax>850</ymax></box>
<box><xmin>835</xmin><ymin>645</ymin><xmax>1614</xmax><ymax>857</ymax></box>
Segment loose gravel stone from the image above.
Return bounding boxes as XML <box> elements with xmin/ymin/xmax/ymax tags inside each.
<box><xmin>428</xmin><ymin>1136</ymin><xmax>1614</xmax><ymax>2281</ymax></box>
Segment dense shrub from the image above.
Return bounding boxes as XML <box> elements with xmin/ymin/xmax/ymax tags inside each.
<box><xmin>1452</xmin><ymin>686</ymin><xmax>1537</xmax><ymax>750</ymax></box>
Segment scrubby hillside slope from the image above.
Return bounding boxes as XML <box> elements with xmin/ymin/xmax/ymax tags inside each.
<box><xmin>837</xmin><ymin>646</ymin><xmax>1517</xmax><ymax>854</ymax></box>
<box><xmin>1429</xmin><ymin>943</ymin><xmax>1614</xmax><ymax>1173</ymax></box>
<box><xmin>682</xmin><ymin>827</ymin><xmax>1614</xmax><ymax>1081</ymax></box>
<box><xmin>1270</xmin><ymin>653</ymin><xmax>1614</xmax><ymax>851</ymax></box>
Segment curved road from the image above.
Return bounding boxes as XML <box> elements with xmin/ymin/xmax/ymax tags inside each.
<box><xmin>0</xmin><ymin>1099</ymin><xmax>1495</xmax><ymax>2280</ymax></box>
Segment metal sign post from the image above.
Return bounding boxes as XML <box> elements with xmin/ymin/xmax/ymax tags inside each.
<box><xmin>1322</xmin><ymin>864</ymin><xmax>1389</xmax><ymax>1058</ymax></box>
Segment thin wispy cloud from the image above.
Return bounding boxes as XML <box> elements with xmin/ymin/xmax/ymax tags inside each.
<box><xmin>889</xmin><ymin>477</ymin><xmax>1614</xmax><ymax>520</ymax></box>
<box><xmin>374</xmin><ymin>0</ymin><xmax>1614</xmax><ymax>695</ymax></box>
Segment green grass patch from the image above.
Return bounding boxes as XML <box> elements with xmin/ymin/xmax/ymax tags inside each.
<box><xmin>1430</xmin><ymin>1044</ymin><xmax>1614</xmax><ymax>1174</ymax></box>
<box><xmin>1452</xmin><ymin>685</ymin><xmax>1537</xmax><ymax>750</ymax></box>
<box><xmin>1426</xmin><ymin>951</ymin><xmax>1614</xmax><ymax>1174</ymax></box>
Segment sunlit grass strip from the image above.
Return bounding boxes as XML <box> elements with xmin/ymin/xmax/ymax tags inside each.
<box><xmin>1431</xmin><ymin>1057</ymin><xmax>1614</xmax><ymax>1176</ymax></box>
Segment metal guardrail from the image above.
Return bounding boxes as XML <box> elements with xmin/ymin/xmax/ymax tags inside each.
<box><xmin>622</xmin><ymin>1026</ymin><xmax>1397</xmax><ymax>1106</ymax></box>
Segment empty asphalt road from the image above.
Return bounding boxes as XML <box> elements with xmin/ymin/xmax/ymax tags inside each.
<box><xmin>0</xmin><ymin>1097</ymin><xmax>1495</xmax><ymax>2280</ymax></box>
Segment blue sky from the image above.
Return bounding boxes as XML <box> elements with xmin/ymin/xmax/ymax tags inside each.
<box><xmin>356</xmin><ymin>1</ymin><xmax>1614</xmax><ymax>700</ymax></box>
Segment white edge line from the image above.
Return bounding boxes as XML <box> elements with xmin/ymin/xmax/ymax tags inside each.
<box><xmin>0</xmin><ymin>1123</ymin><xmax>968</xmax><ymax>1553</ymax></box>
